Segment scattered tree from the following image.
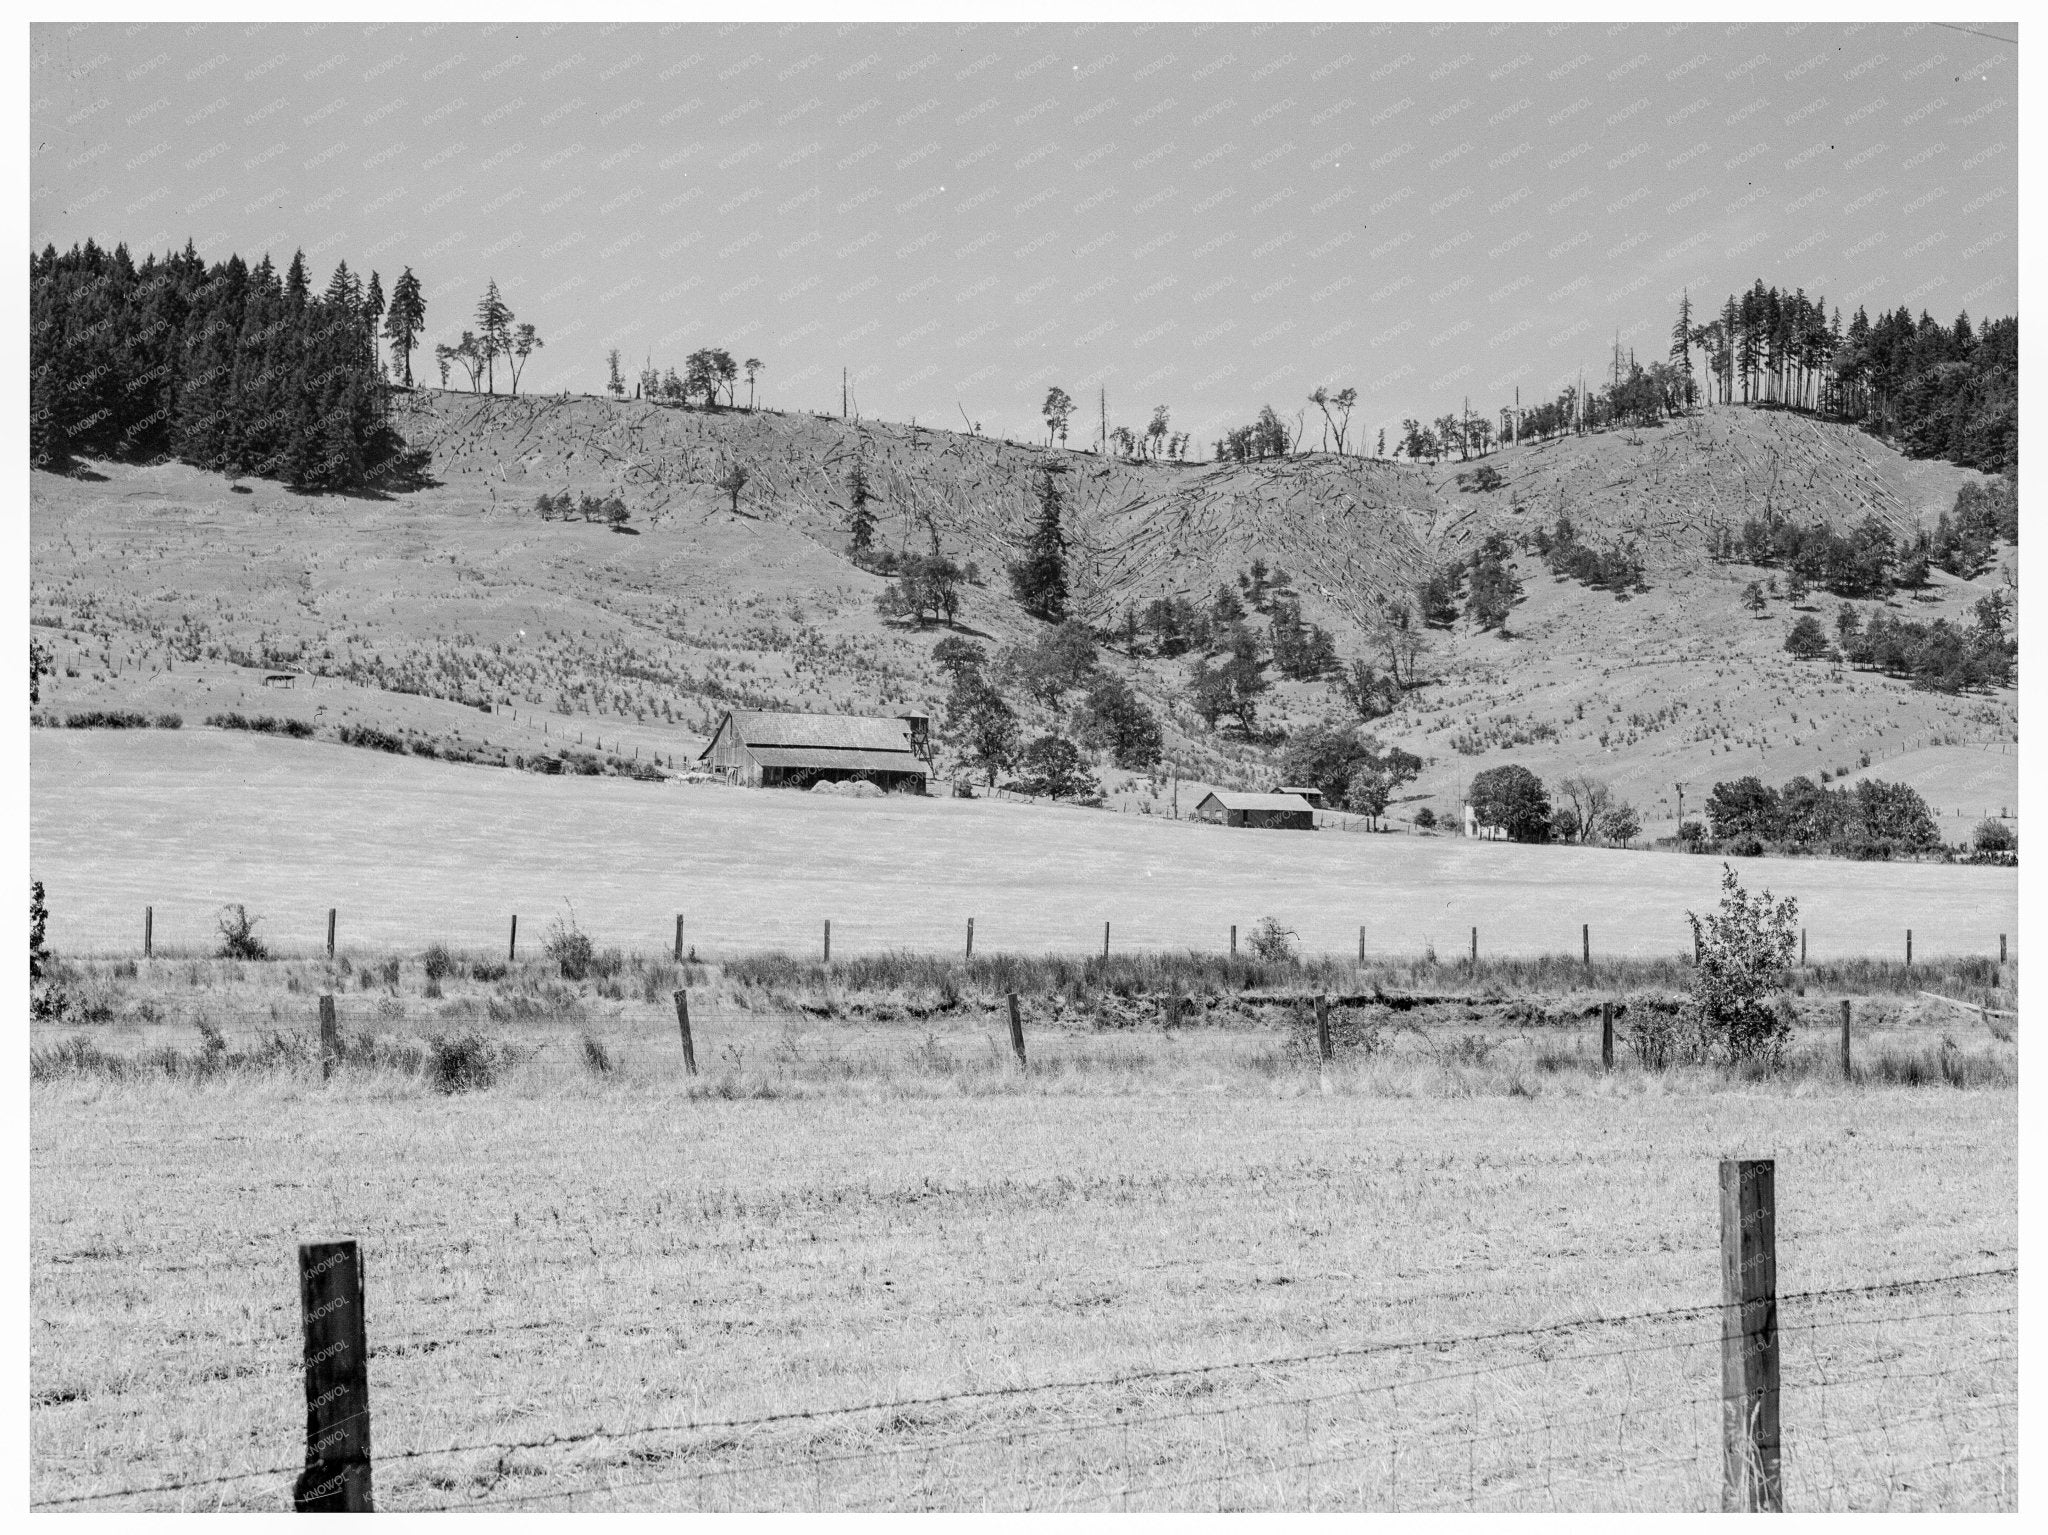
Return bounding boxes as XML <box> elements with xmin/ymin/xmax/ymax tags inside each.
<box><xmin>1008</xmin><ymin>463</ymin><xmax>1070</xmax><ymax>622</ymax></box>
<box><xmin>383</xmin><ymin>266</ymin><xmax>426</xmax><ymax>387</ymax></box>
<box><xmin>1467</xmin><ymin>764</ymin><xmax>1552</xmax><ymax>842</ymax></box>
<box><xmin>1686</xmin><ymin>864</ymin><xmax>1798</xmax><ymax>1065</ymax></box>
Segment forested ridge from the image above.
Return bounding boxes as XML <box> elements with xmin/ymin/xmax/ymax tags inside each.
<box><xmin>29</xmin><ymin>239</ymin><xmax>426</xmax><ymax>491</ymax></box>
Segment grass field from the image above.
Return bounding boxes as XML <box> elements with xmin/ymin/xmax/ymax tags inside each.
<box><xmin>32</xmin><ymin>730</ymin><xmax>2018</xmax><ymax>962</ymax></box>
<box><xmin>31</xmin><ymin>1052</ymin><xmax>2016</xmax><ymax>1510</ymax></box>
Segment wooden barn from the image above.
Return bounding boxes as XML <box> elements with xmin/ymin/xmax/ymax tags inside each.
<box><xmin>698</xmin><ymin>710</ymin><xmax>932</xmax><ymax>793</ymax></box>
<box><xmin>1193</xmin><ymin>790</ymin><xmax>1317</xmax><ymax>830</ymax></box>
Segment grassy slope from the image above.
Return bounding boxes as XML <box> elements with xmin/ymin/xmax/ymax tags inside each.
<box><xmin>29</xmin><ymin>392</ymin><xmax>2014</xmax><ymax>824</ymax></box>
<box><xmin>29</xmin><ymin>730</ymin><xmax>2016</xmax><ymax>959</ymax></box>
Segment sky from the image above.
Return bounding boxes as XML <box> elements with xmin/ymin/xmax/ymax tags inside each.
<box><xmin>28</xmin><ymin>19</ymin><xmax>2020</xmax><ymax>451</ymax></box>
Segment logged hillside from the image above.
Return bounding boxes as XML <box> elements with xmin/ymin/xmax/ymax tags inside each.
<box><xmin>30</xmin><ymin>389</ymin><xmax>2015</xmax><ymax>835</ymax></box>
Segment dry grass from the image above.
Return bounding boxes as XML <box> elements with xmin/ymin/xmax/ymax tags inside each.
<box><xmin>29</xmin><ymin>949</ymin><xmax>2018</xmax><ymax>1509</ymax></box>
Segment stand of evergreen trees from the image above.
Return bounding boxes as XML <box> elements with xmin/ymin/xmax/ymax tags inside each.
<box><xmin>30</xmin><ymin>238</ymin><xmax>426</xmax><ymax>491</ymax></box>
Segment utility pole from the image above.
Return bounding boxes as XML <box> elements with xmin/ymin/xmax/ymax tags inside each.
<box><xmin>842</xmin><ymin>367</ymin><xmax>848</xmax><ymax>420</ymax></box>
<box><xmin>1676</xmin><ymin>782</ymin><xmax>1686</xmax><ymax>839</ymax></box>
<box><xmin>1100</xmin><ymin>386</ymin><xmax>1107</xmax><ymax>458</ymax></box>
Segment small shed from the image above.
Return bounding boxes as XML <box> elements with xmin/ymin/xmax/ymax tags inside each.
<box><xmin>1275</xmin><ymin>785</ymin><xmax>1326</xmax><ymax>810</ymax></box>
<box><xmin>1194</xmin><ymin>790</ymin><xmax>1317</xmax><ymax>830</ymax></box>
<box><xmin>699</xmin><ymin>709</ymin><xmax>931</xmax><ymax>793</ymax></box>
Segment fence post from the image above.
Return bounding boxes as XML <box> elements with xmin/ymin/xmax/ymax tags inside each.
<box><xmin>1800</xmin><ymin>928</ymin><xmax>1806</xmax><ymax>967</ymax></box>
<box><xmin>1470</xmin><ymin>926</ymin><xmax>1478</xmax><ymax>966</ymax></box>
<box><xmin>1358</xmin><ymin>925</ymin><xmax>1366</xmax><ymax>965</ymax></box>
<box><xmin>1230</xmin><ymin>924</ymin><xmax>1237</xmax><ymax>957</ymax></box>
<box><xmin>1315</xmin><ymin>994</ymin><xmax>1332</xmax><ymax>1063</ymax></box>
<box><xmin>508</xmin><ymin>914</ymin><xmax>517</xmax><ymax>962</ymax></box>
<box><xmin>144</xmin><ymin>905</ymin><xmax>153</xmax><ymax>958</ymax></box>
<box><xmin>1102</xmin><ymin>921</ymin><xmax>1111</xmax><ymax>963</ymax></box>
<box><xmin>1839</xmin><ymin>999</ymin><xmax>1852</xmax><ymax>1078</ymax></box>
<box><xmin>674</xmin><ymin>990</ymin><xmax>698</xmax><ymax>1075</ymax></box>
<box><xmin>1601</xmin><ymin>1001</ymin><xmax>1614</xmax><ymax>1070</ymax></box>
<box><xmin>823</xmin><ymin>919</ymin><xmax>831</xmax><ymax>964</ymax></box>
<box><xmin>326</xmin><ymin>908</ymin><xmax>336</xmax><ymax>960</ymax></box>
<box><xmin>966</xmin><ymin>917</ymin><xmax>974</xmax><ymax>960</ymax></box>
<box><xmin>1719</xmin><ymin>1158</ymin><xmax>1780</xmax><ymax>1512</ymax></box>
<box><xmin>294</xmin><ymin>1240</ymin><xmax>373</xmax><ymax>1511</ymax></box>
<box><xmin>1999</xmin><ymin>933</ymin><xmax>2007</xmax><ymax>964</ymax></box>
<box><xmin>674</xmin><ymin>913</ymin><xmax>685</xmax><ymax>964</ymax></box>
<box><xmin>1906</xmin><ymin>928</ymin><xmax>1912</xmax><ymax>966</ymax></box>
<box><xmin>1006</xmin><ymin>992</ymin><xmax>1026</xmax><ymax>1068</ymax></box>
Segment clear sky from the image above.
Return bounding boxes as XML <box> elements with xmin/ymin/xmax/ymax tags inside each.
<box><xmin>29</xmin><ymin>20</ymin><xmax>2019</xmax><ymax>451</ymax></box>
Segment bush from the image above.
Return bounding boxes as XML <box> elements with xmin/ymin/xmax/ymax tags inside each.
<box><xmin>1413</xmin><ymin>806</ymin><xmax>1437</xmax><ymax>829</ymax></box>
<box><xmin>215</xmin><ymin>903</ymin><xmax>268</xmax><ymax>960</ymax></box>
<box><xmin>65</xmin><ymin>710</ymin><xmax>151</xmax><ymax>728</ymax></box>
<box><xmin>1685</xmin><ymin>865</ymin><xmax>1797</xmax><ymax>1066</ymax></box>
<box><xmin>155</xmin><ymin>713</ymin><xmax>183</xmax><ymax>729</ymax></box>
<box><xmin>1973</xmin><ymin>817</ymin><xmax>2015</xmax><ymax>853</ymax></box>
<box><xmin>581</xmin><ymin>1033</ymin><xmax>614</xmax><ymax>1074</ymax></box>
<box><xmin>337</xmin><ymin>723</ymin><xmax>405</xmax><ymax>754</ymax></box>
<box><xmin>1624</xmin><ymin>993</ymin><xmax>1702</xmax><ymax>1070</ymax></box>
<box><xmin>30</xmin><ymin>879</ymin><xmax>67</xmax><ymax>1021</ymax></box>
<box><xmin>426</xmin><ymin>1033</ymin><xmax>502</xmax><ymax>1093</ymax></box>
<box><xmin>421</xmin><ymin>943</ymin><xmax>458</xmax><ymax>981</ymax></box>
<box><xmin>1246</xmin><ymin>916</ymin><xmax>1298</xmax><ymax>963</ymax></box>
<box><xmin>545</xmin><ymin>911</ymin><xmax>596</xmax><ymax>980</ymax></box>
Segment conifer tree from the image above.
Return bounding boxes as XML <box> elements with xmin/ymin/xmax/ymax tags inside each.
<box><xmin>1008</xmin><ymin>463</ymin><xmax>1070</xmax><ymax>622</ymax></box>
<box><xmin>383</xmin><ymin>267</ymin><xmax>426</xmax><ymax>387</ymax></box>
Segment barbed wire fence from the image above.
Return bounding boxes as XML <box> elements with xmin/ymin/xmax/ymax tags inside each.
<box><xmin>30</xmin><ymin>1156</ymin><xmax>2016</xmax><ymax>1513</ymax></box>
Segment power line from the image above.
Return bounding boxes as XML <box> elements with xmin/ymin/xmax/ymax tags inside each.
<box><xmin>1930</xmin><ymin>22</ymin><xmax>2018</xmax><ymax>44</ymax></box>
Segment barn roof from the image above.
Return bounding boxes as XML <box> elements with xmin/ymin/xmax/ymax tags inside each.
<box><xmin>702</xmin><ymin>710</ymin><xmax>918</xmax><ymax>756</ymax></box>
<box><xmin>747</xmin><ymin>746</ymin><xmax>929</xmax><ymax>774</ymax></box>
<box><xmin>1197</xmin><ymin>791</ymin><xmax>1317</xmax><ymax>813</ymax></box>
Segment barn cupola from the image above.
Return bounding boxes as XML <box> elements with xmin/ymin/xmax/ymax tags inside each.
<box><xmin>899</xmin><ymin>714</ymin><xmax>931</xmax><ymax>761</ymax></box>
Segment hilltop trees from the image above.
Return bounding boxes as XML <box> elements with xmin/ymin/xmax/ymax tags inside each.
<box><xmin>744</xmin><ymin>357</ymin><xmax>763</xmax><ymax>410</ymax></box>
<box><xmin>29</xmin><ymin>238</ymin><xmax>423</xmax><ymax>489</ymax></box>
<box><xmin>507</xmin><ymin>322</ymin><xmax>544</xmax><ymax>395</ymax></box>
<box><xmin>383</xmin><ymin>267</ymin><xmax>426</xmax><ymax>386</ymax></box>
<box><xmin>474</xmin><ymin>280</ymin><xmax>513</xmax><ymax>393</ymax></box>
<box><xmin>1041</xmin><ymin>386</ymin><xmax>1073</xmax><ymax>447</ymax></box>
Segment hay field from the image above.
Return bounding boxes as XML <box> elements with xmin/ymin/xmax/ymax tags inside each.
<box><xmin>31</xmin><ymin>1053</ymin><xmax>2016</xmax><ymax>1511</ymax></box>
<box><xmin>32</xmin><ymin>730</ymin><xmax>2016</xmax><ymax>962</ymax></box>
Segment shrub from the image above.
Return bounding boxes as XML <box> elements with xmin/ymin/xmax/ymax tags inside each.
<box><xmin>338</xmin><ymin>723</ymin><xmax>405</xmax><ymax>754</ymax></box>
<box><xmin>155</xmin><ymin>713</ymin><xmax>182</xmax><ymax>729</ymax></box>
<box><xmin>421</xmin><ymin>943</ymin><xmax>458</xmax><ymax>981</ymax></box>
<box><xmin>1624</xmin><ymin>993</ymin><xmax>1703</xmax><ymax>1070</ymax></box>
<box><xmin>546</xmin><ymin>910</ymin><xmax>595</xmax><ymax>980</ymax></box>
<box><xmin>215</xmin><ymin>903</ymin><xmax>268</xmax><ymax>960</ymax></box>
<box><xmin>469</xmin><ymin>959</ymin><xmax>509</xmax><ymax>982</ymax></box>
<box><xmin>1413</xmin><ymin>806</ymin><xmax>1437</xmax><ymax>829</ymax></box>
<box><xmin>65</xmin><ymin>710</ymin><xmax>150</xmax><ymax>728</ymax></box>
<box><xmin>1685</xmin><ymin>865</ymin><xmax>1798</xmax><ymax>1066</ymax></box>
<box><xmin>1973</xmin><ymin>817</ymin><xmax>2015</xmax><ymax>853</ymax></box>
<box><xmin>581</xmin><ymin>1034</ymin><xmax>614</xmax><ymax>1074</ymax></box>
<box><xmin>30</xmin><ymin>879</ymin><xmax>67</xmax><ymax>1021</ymax></box>
<box><xmin>1246</xmin><ymin>916</ymin><xmax>1298</xmax><ymax>963</ymax></box>
<box><xmin>426</xmin><ymin>1033</ymin><xmax>502</xmax><ymax>1093</ymax></box>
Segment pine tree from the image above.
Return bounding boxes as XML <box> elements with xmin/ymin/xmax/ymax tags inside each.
<box><xmin>845</xmin><ymin>459</ymin><xmax>876</xmax><ymax>554</ymax></box>
<box><xmin>1008</xmin><ymin>464</ymin><xmax>1069</xmax><ymax>621</ymax></box>
<box><xmin>474</xmin><ymin>279</ymin><xmax>513</xmax><ymax>394</ymax></box>
<box><xmin>1669</xmin><ymin>290</ymin><xmax>1694</xmax><ymax>411</ymax></box>
<box><xmin>383</xmin><ymin>267</ymin><xmax>426</xmax><ymax>387</ymax></box>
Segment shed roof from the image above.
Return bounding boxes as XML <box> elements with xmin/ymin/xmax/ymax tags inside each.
<box><xmin>1196</xmin><ymin>791</ymin><xmax>1317</xmax><ymax>813</ymax></box>
<box><xmin>747</xmin><ymin>746</ymin><xmax>929</xmax><ymax>774</ymax></box>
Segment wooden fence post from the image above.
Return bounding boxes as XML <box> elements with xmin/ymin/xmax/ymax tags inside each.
<box><xmin>674</xmin><ymin>990</ymin><xmax>698</xmax><ymax>1075</ymax></box>
<box><xmin>1906</xmin><ymin>929</ymin><xmax>1913</xmax><ymax>966</ymax></box>
<box><xmin>1006</xmin><ymin>992</ymin><xmax>1026</xmax><ymax>1068</ymax></box>
<box><xmin>1315</xmin><ymin>994</ymin><xmax>1332</xmax><ymax>1063</ymax></box>
<box><xmin>319</xmin><ymin>995</ymin><xmax>338</xmax><ymax>1081</ymax></box>
<box><xmin>294</xmin><ymin>1240</ymin><xmax>373</xmax><ymax>1511</ymax></box>
<box><xmin>823</xmin><ymin>919</ymin><xmax>831</xmax><ymax>964</ymax></box>
<box><xmin>326</xmin><ymin>908</ymin><xmax>336</xmax><ymax>960</ymax></box>
<box><xmin>1358</xmin><ymin>925</ymin><xmax>1366</xmax><ymax>965</ymax></box>
<box><xmin>966</xmin><ymin>918</ymin><xmax>974</xmax><ymax>960</ymax></box>
<box><xmin>144</xmin><ymin>905</ymin><xmax>153</xmax><ymax>958</ymax></box>
<box><xmin>1230</xmin><ymin>924</ymin><xmax>1237</xmax><ymax>957</ymax></box>
<box><xmin>1719</xmin><ymin>1158</ymin><xmax>1781</xmax><ymax>1512</ymax></box>
<box><xmin>1839</xmin><ymin>999</ymin><xmax>1852</xmax><ymax>1078</ymax></box>
<box><xmin>674</xmin><ymin>914</ymin><xmax>685</xmax><ymax>964</ymax></box>
<box><xmin>1470</xmin><ymin>926</ymin><xmax>1478</xmax><ymax>965</ymax></box>
<box><xmin>1601</xmin><ymin>1001</ymin><xmax>1614</xmax><ymax>1070</ymax></box>
<box><xmin>508</xmin><ymin>914</ymin><xmax>517</xmax><ymax>962</ymax></box>
<box><xmin>1999</xmin><ymin>933</ymin><xmax>2007</xmax><ymax>964</ymax></box>
<box><xmin>1102</xmin><ymin>921</ymin><xmax>1111</xmax><ymax>962</ymax></box>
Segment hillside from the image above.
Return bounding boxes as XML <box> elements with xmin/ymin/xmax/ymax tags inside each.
<box><xmin>29</xmin><ymin>390</ymin><xmax>2015</xmax><ymax>835</ymax></box>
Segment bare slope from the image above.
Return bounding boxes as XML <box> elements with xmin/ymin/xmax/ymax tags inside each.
<box><xmin>29</xmin><ymin>391</ymin><xmax>2014</xmax><ymax>824</ymax></box>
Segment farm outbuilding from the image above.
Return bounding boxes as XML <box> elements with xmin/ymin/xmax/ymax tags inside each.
<box><xmin>699</xmin><ymin>710</ymin><xmax>932</xmax><ymax>794</ymax></box>
<box><xmin>1193</xmin><ymin>790</ymin><xmax>1317</xmax><ymax>830</ymax></box>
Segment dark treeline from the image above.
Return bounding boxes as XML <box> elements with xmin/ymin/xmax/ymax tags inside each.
<box><xmin>1698</xmin><ymin>773</ymin><xmax>1942</xmax><ymax>860</ymax></box>
<box><xmin>1386</xmin><ymin>280</ymin><xmax>2016</xmax><ymax>477</ymax></box>
<box><xmin>30</xmin><ymin>238</ymin><xmax>425</xmax><ymax>490</ymax></box>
